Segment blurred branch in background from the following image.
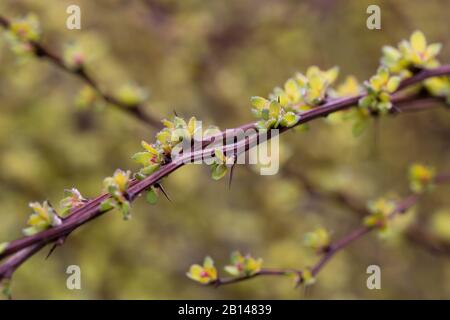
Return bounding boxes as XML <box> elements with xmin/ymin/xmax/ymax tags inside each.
<box><xmin>0</xmin><ymin>14</ymin><xmax>162</xmax><ymax>130</ymax></box>
<box><xmin>190</xmin><ymin>173</ymin><xmax>450</xmax><ymax>288</ymax></box>
<box><xmin>284</xmin><ymin>167</ymin><xmax>450</xmax><ymax>257</ymax></box>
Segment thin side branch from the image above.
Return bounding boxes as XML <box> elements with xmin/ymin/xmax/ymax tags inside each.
<box><xmin>0</xmin><ymin>15</ymin><xmax>162</xmax><ymax>129</ymax></box>
<box><xmin>284</xmin><ymin>168</ymin><xmax>450</xmax><ymax>257</ymax></box>
<box><xmin>210</xmin><ymin>183</ymin><xmax>448</xmax><ymax>287</ymax></box>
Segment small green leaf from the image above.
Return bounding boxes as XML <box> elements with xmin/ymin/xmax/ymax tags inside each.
<box><xmin>134</xmin><ymin>172</ymin><xmax>147</xmax><ymax>181</ymax></box>
<box><xmin>325</xmin><ymin>66</ymin><xmax>339</xmax><ymax>84</ymax></box>
<box><xmin>358</xmin><ymin>95</ymin><xmax>373</xmax><ymax>108</ymax></box>
<box><xmin>204</xmin><ymin>256</ymin><xmax>214</xmax><ymax>268</ymax></box>
<box><xmin>173</xmin><ymin>116</ymin><xmax>187</xmax><ymax>128</ymax></box>
<box><xmin>410</xmin><ymin>30</ymin><xmax>426</xmax><ymax>52</ymax></box>
<box><xmin>22</xmin><ymin>227</ymin><xmax>39</xmax><ymax>236</ymax></box>
<box><xmin>120</xmin><ymin>201</ymin><xmax>131</xmax><ymax>220</ymax></box>
<box><xmin>214</xmin><ymin>149</ymin><xmax>225</xmax><ymax>163</ymax></box>
<box><xmin>1</xmin><ymin>278</ymin><xmax>12</xmax><ymax>300</ymax></box>
<box><xmin>378</xmin><ymin>92</ymin><xmax>390</xmax><ymax>102</ymax></box>
<box><xmin>261</xmin><ymin>108</ymin><xmax>270</xmax><ymax>120</ymax></box>
<box><xmin>140</xmin><ymin>163</ymin><xmax>160</xmax><ymax>176</ymax></box>
<box><xmin>284</xmin><ymin>78</ymin><xmax>298</xmax><ymax>96</ymax></box>
<box><xmin>427</xmin><ymin>43</ymin><xmax>442</xmax><ymax>57</ymax></box>
<box><xmin>265</xmin><ymin>118</ymin><xmax>277</xmax><ymax>129</ymax></box>
<box><xmin>251</xmin><ymin>108</ymin><xmax>262</xmax><ymax>118</ymax></box>
<box><xmin>132</xmin><ymin>152</ymin><xmax>153</xmax><ymax>166</ymax></box>
<box><xmin>60</xmin><ymin>207</ymin><xmax>71</xmax><ymax>218</ymax></box>
<box><xmin>99</xmin><ymin>199</ymin><xmax>115</xmax><ymax>212</ymax></box>
<box><xmin>280</xmin><ymin>112</ymin><xmax>299</xmax><ymax>127</ymax></box>
<box><xmin>377</xmin><ymin>101</ymin><xmax>392</xmax><ymax>113</ymax></box>
<box><xmin>224</xmin><ymin>266</ymin><xmax>240</xmax><ymax>276</ymax></box>
<box><xmin>386</xmin><ymin>76</ymin><xmax>400</xmax><ymax>93</ymax></box>
<box><xmin>250</xmin><ymin>96</ymin><xmax>268</xmax><ymax>110</ymax></box>
<box><xmin>302</xmin><ymin>268</ymin><xmax>316</xmax><ymax>286</ymax></box>
<box><xmin>269</xmin><ymin>100</ymin><xmax>281</xmax><ymax>118</ymax></box>
<box><xmin>146</xmin><ymin>188</ymin><xmax>158</xmax><ymax>205</ymax></box>
<box><xmin>230</xmin><ymin>251</ymin><xmax>241</xmax><ymax>264</ymax></box>
<box><xmin>211</xmin><ymin>164</ymin><xmax>228</xmax><ymax>181</ymax></box>
<box><xmin>255</xmin><ymin>120</ymin><xmax>267</xmax><ymax>130</ymax></box>
<box><xmin>382</xmin><ymin>46</ymin><xmax>401</xmax><ymax>61</ymax></box>
<box><xmin>0</xmin><ymin>242</ymin><xmax>9</xmax><ymax>255</ymax></box>
<box><xmin>107</xmin><ymin>185</ymin><xmax>117</xmax><ymax>195</ymax></box>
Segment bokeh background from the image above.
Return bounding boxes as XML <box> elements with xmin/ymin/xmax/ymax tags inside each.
<box><xmin>0</xmin><ymin>0</ymin><xmax>450</xmax><ymax>299</ymax></box>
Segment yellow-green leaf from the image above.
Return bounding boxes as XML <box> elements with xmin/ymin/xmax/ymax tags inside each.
<box><xmin>386</xmin><ymin>77</ymin><xmax>400</xmax><ymax>93</ymax></box>
<box><xmin>146</xmin><ymin>188</ymin><xmax>158</xmax><ymax>205</ymax></box>
<box><xmin>250</xmin><ymin>96</ymin><xmax>268</xmax><ymax>110</ymax></box>
<box><xmin>211</xmin><ymin>164</ymin><xmax>228</xmax><ymax>180</ymax></box>
<box><xmin>0</xmin><ymin>242</ymin><xmax>8</xmax><ymax>255</ymax></box>
<box><xmin>410</xmin><ymin>30</ymin><xmax>426</xmax><ymax>52</ymax></box>
<box><xmin>132</xmin><ymin>152</ymin><xmax>152</xmax><ymax>166</ymax></box>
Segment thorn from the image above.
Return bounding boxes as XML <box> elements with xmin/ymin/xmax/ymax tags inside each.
<box><xmin>45</xmin><ymin>237</ymin><xmax>66</xmax><ymax>260</ymax></box>
<box><xmin>155</xmin><ymin>183</ymin><xmax>172</xmax><ymax>202</ymax></box>
<box><xmin>47</xmin><ymin>200</ymin><xmax>55</xmax><ymax>209</ymax></box>
<box><xmin>45</xmin><ymin>244</ymin><xmax>58</xmax><ymax>260</ymax></box>
<box><xmin>46</xmin><ymin>200</ymin><xmax>62</xmax><ymax>217</ymax></box>
<box><xmin>228</xmin><ymin>156</ymin><xmax>237</xmax><ymax>190</ymax></box>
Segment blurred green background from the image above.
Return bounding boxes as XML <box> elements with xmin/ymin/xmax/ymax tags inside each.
<box><xmin>0</xmin><ymin>0</ymin><xmax>450</xmax><ymax>299</ymax></box>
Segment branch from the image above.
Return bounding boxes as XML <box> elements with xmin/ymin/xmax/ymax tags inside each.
<box><xmin>0</xmin><ymin>63</ymin><xmax>449</xmax><ymax>287</ymax></box>
<box><xmin>394</xmin><ymin>96</ymin><xmax>448</xmax><ymax>113</ymax></box>
<box><xmin>209</xmin><ymin>177</ymin><xmax>449</xmax><ymax>287</ymax></box>
<box><xmin>0</xmin><ymin>14</ymin><xmax>162</xmax><ymax>129</ymax></box>
<box><xmin>285</xmin><ymin>167</ymin><xmax>450</xmax><ymax>257</ymax></box>
<box><xmin>406</xmin><ymin>224</ymin><xmax>450</xmax><ymax>256</ymax></box>
<box><xmin>310</xmin><ymin>193</ymin><xmax>419</xmax><ymax>278</ymax></box>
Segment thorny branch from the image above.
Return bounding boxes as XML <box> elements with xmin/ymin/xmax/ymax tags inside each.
<box><xmin>1</xmin><ymin>15</ymin><xmax>450</xmax><ymax>295</ymax></box>
<box><xmin>0</xmin><ymin>66</ymin><xmax>449</xmax><ymax>288</ymax></box>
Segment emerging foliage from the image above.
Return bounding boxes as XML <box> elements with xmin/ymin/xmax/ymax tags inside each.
<box><xmin>59</xmin><ymin>188</ymin><xmax>87</xmax><ymax>218</ymax></box>
<box><xmin>359</xmin><ymin>67</ymin><xmax>401</xmax><ymax>113</ymax></box>
<box><xmin>101</xmin><ymin>169</ymin><xmax>132</xmax><ymax>220</ymax></box>
<box><xmin>186</xmin><ymin>256</ymin><xmax>218</xmax><ymax>284</ymax></box>
<box><xmin>364</xmin><ymin>197</ymin><xmax>397</xmax><ymax>232</ymax></box>
<box><xmin>381</xmin><ymin>30</ymin><xmax>442</xmax><ymax>74</ymax></box>
<box><xmin>117</xmin><ymin>83</ymin><xmax>149</xmax><ymax>107</ymax></box>
<box><xmin>224</xmin><ymin>251</ymin><xmax>263</xmax><ymax>277</ymax></box>
<box><xmin>23</xmin><ymin>201</ymin><xmax>62</xmax><ymax>236</ymax></box>
<box><xmin>303</xmin><ymin>227</ymin><xmax>331</xmax><ymax>252</ymax></box>
<box><xmin>409</xmin><ymin>163</ymin><xmax>436</xmax><ymax>193</ymax></box>
<box><xmin>0</xmin><ymin>22</ymin><xmax>449</xmax><ymax>298</ymax></box>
